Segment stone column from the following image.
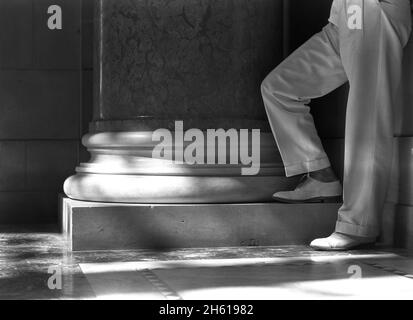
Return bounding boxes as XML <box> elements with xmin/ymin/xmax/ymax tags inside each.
<box><xmin>64</xmin><ymin>0</ymin><xmax>294</xmax><ymax>203</ymax></box>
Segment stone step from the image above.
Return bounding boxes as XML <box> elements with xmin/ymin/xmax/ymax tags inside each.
<box><xmin>60</xmin><ymin>196</ymin><xmax>341</xmax><ymax>251</ymax></box>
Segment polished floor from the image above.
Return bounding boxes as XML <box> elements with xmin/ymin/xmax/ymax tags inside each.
<box><xmin>0</xmin><ymin>226</ymin><xmax>413</xmax><ymax>300</ymax></box>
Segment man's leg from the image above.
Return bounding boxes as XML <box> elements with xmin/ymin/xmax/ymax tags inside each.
<box><xmin>261</xmin><ymin>23</ymin><xmax>347</xmax><ymax>202</ymax></box>
<box><xmin>337</xmin><ymin>0</ymin><xmax>411</xmax><ymax>237</ymax></box>
<box><xmin>261</xmin><ymin>23</ymin><xmax>348</xmax><ymax>178</ymax></box>
<box><xmin>311</xmin><ymin>0</ymin><xmax>412</xmax><ymax>250</ymax></box>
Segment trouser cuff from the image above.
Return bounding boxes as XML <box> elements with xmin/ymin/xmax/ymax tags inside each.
<box><xmin>335</xmin><ymin>221</ymin><xmax>379</xmax><ymax>238</ymax></box>
<box><xmin>284</xmin><ymin>157</ymin><xmax>331</xmax><ymax>177</ymax></box>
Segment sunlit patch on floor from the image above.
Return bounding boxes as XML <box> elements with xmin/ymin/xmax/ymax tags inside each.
<box><xmin>79</xmin><ymin>253</ymin><xmax>413</xmax><ymax>300</ymax></box>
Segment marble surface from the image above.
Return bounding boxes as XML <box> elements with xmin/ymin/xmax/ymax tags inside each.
<box><xmin>94</xmin><ymin>0</ymin><xmax>284</xmax><ymax>129</ymax></box>
<box><xmin>1</xmin><ymin>226</ymin><xmax>413</xmax><ymax>300</ymax></box>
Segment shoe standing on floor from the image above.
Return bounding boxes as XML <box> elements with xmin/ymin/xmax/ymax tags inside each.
<box><xmin>310</xmin><ymin>232</ymin><xmax>376</xmax><ymax>251</ymax></box>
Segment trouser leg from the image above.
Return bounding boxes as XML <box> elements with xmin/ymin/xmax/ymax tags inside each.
<box><xmin>336</xmin><ymin>0</ymin><xmax>412</xmax><ymax>237</ymax></box>
<box><xmin>261</xmin><ymin>23</ymin><xmax>348</xmax><ymax>177</ymax></box>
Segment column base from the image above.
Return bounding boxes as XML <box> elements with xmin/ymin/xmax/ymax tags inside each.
<box><xmin>64</xmin><ymin>131</ymin><xmax>295</xmax><ymax>203</ymax></box>
<box><xmin>64</xmin><ymin>173</ymin><xmax>297</xmax><ymax>203</ymax></box>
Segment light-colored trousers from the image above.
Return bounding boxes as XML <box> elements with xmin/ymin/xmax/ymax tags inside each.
<box><xmin>261</xmin><ymin>0</ymin><xmax>412</xmax><ymax>237</ymax></box>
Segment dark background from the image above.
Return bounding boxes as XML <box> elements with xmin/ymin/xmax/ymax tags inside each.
<box><xmin>0</xmin><ymin>0</ymin><xmax>92</xmax><ymax>223</ymax></box>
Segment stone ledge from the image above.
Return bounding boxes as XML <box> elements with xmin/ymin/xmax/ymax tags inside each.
<box><xmin>60</xmin><ymin>196</ymin><xmax>340</xmax><ymax>251</ymax></box>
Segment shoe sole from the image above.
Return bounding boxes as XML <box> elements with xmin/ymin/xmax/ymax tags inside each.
<box><xmin>272</xmin><ymin>195</ymin><xmax>343</xmax><ymax>204</ymax></box>
<box><xmin>310</xmin><ymin>242</ymin><xmax>376</xmax><ymax>251</ymax></box>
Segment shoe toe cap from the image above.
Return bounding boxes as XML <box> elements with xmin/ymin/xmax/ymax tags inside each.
<box><xmin>272</xmin><ymin>191</ymin><xmax>290</xmax><ymax>199</ymax></box>
<box><xmin>310</xmin><ymin>238</ymin><xmax>330</xmax><ymax>249</ymax></box>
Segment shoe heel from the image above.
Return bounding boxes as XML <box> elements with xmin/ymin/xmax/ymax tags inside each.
<box><xmin>321</xmin><ymin>196</ymin><xmax>343</xmax><ymax>203</ymax></box>
<box><xmin>354</xmin><ymin>242</ymin><xmax>376</xmax><ymax>250</ymax></box>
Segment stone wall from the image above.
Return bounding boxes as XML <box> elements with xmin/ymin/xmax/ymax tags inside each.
<box><xmin>0</xmin><ymin>0</ymin><xmax>92</xmax><ymax>224</ymax></box>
